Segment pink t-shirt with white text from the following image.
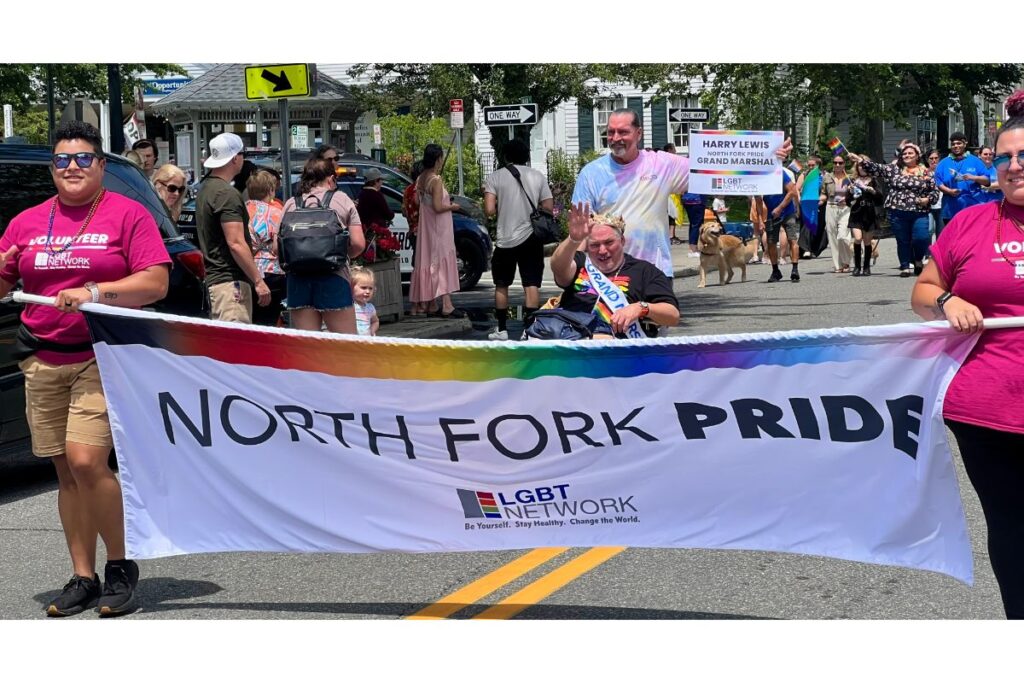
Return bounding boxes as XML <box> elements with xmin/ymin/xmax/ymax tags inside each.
<box><xmin>930</xmin><ymin>201</ymin><xmax>1024</xmax><ymax>434</ymax></box>
<box><xmin>0</xmin><ymin>191</ymin><xmax>172</xmax><ymax>365</ymax></box>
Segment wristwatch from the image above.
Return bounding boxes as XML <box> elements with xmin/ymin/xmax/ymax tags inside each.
<box><xmin>638</xmin><ymin>301</ymin><xmax>650</xmax><ymax>319</ymax></box>
<box><xmin>936</xmin><ymin>291</ymin><xmax>954</xmax><ymax>314</ymax></box>
<box><xmin>85</xmin><ymin>281</ymin><xmax>100</xmax><ymax>304</ymax></box>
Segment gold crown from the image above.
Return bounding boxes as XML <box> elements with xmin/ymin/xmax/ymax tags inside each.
<box><xmin>591</xmin><ymin>213</ymin><xmax>626</xmax><ymax>233</ymax></box>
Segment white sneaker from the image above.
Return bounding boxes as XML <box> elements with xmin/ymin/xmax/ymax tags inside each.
<box><xmin>488</xmin><ymin>329</ymin><xmax>509</xmax><ymax>341</ymax></box>
<box><xmin>687</xmin><ymin>252</ymin><xmax>700</xmax><ymax>258</ymax></box>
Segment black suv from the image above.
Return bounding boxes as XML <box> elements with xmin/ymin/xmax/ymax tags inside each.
<box><xmin>178</xmin><ymin>157</ymin><xmax>493</xmax><ymax>290</ymax></box>
<box><xmin>0</xmin><ymin>145</ymin><xmax>208</xmax><ymax>458</ymax></box>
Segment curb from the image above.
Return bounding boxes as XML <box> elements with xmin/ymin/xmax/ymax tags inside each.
<box><xmin>378</xmin><ymin>316</ymin><xmax>472</xmax><ymax>339</ymax></box>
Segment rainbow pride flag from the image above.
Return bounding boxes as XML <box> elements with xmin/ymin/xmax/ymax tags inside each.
<box><xmin>828</xmin><ymin>137</ymin><xmax>847</xmax><ymax>157</ymax></box>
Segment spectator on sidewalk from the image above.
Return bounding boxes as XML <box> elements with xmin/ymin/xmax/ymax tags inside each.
<box><xmin>282</xmin><ymin>158</ymin><xmax>365</xmax><ymax>334</ymax></box>
<box><xmin>195</xmin><ymin>132</ymin><xmax>271</xmax><ymax>322</ymax></box>
<box><xmin>483</xmin><ymin>138</ymin><xmax>554</xmax><ymax>340</ymax></box>
<box><xmin>131</xmin><ymin>139</ymin><xmax>158</xmax><ymax>178</ymax></box>
<box><xmin>152</xmin><ymin>164</ymin><xmax>188</xmax><ymax>224</ymax></box>
<box><xmin>245</xmin><ymin>170</ymin><xmax>286</xmax><ymax>326</ymax></box>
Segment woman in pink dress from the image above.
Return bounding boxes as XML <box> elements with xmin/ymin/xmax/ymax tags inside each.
<box><xmin>408</xmin><ymin>144</ymin><xmax>465</xmax><ymax>317</ymax></box>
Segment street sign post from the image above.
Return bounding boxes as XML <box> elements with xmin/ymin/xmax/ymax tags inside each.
<box><xmin>450</xmin><ymin>100</ymin><xmax>465</xmax><ymax>195</ymax></box>
<box><xmin>244</xmin><ymin>64</ymin><xmax>312</xmax><ymax>100</ymax></box>
<box><xmin>482</xmin><ymin>103</ymin><xmax>538</xmax><ymax>127</ymax></box>
<box><xmin>449</xmin><ymin>99</ymin><xmax>464</xmax><ymax>129</ymax></box>
<box><xmin>244</xmin><ymin>64</ymin><xmax>317</xmax><ymax>202</ymax></box>
<box><xmin>291</xmin><ymin>124</ymin><xmax>309</xmax><ymax>148</ymax></box>
<box><xmin>670</xmin><ymin>108</ymin><xmax>710</xmax><ymax>123</ymax></box>
<box><xmin>2</xmin><ymin>104</ymin><xmax>12</xmax><ymax>139</ymax></box>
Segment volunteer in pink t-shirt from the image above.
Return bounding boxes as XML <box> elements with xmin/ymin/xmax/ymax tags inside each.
<box><xmin>0</xmin><ymin>121</ymin><xmax>171</xmax><ymax>618</ymax></box>
<box><xmin>911</xmin><ymin>90</ymin><xmax>1024</xmax><ymax>621</ymax></box>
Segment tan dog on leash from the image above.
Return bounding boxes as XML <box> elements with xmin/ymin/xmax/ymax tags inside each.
<box><xmin>697</xmin><ymin>222</ymin><xmax>758</xmax><ymax>288</ymax></box>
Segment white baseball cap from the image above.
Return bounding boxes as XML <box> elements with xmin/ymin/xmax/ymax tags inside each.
<box><xmin>203</xmin><ymin>133</ymin><xmax>244</xmax><ymax>169</ymax></box>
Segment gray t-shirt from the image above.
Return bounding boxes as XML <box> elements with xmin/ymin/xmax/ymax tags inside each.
<box><xmin>484</xmin><ymin>164</ymin><xmax>553</xmax><ymax>249</ymax></box>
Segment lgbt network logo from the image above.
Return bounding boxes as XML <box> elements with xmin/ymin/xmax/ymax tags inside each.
<box><xmin>456</xmin><ymin>489</ymin><xmax>502</xmax><ymax>519</ymax></box>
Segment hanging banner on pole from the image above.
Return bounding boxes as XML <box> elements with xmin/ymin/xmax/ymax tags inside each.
<box><xmin>84</xmin><ymin>306</ymin><xmax>981</xmax><ymax>584</ymax></box>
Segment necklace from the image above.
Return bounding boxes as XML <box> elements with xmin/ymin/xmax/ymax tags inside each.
<box><xmin>44</xmin><ymin>189</ymin><xmax>105</xmax><ymax>256</ymax></box>
<box><xmin>995</xmin><ymin>199</ymin><xmax>1024</xmax><ymax>268</ymax></box>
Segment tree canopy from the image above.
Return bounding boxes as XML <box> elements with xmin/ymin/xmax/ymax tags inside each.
<box><xmin>347</xmin><ymin>62</ymin><xmax>1023</xmax><ymax>160</ymax></box>
<box><xmin>0</xmin><ymin>64</ymin><xmax>186</xmax><ymax>113</ymax></box>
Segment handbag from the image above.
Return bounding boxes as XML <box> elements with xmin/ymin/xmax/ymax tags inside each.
<box><xmin>505</xmin><ymin>164</ymin><xmax>561</xmax><ymax>244</ymax></box>
<box><xmin>524</xmin><ymin>309</ymin><xmax>611</xmax><ymax>341</ymax></box>
<box><xmin>278</xmin><ymin>190</ymin><xmax>350</xmax><ymax>276</ymax></box>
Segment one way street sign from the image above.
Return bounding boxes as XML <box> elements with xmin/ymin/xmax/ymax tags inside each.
<box><xmin>482</xmin><ymin>103</ymin><xmax>538</xmax><ymax>127</ymax></box>
<box><xmin>670</xmin><ymin>108</ymin><xmax>710</xmax><ymax>123</ymax></box>
<box><xmin>245</xmin><ymin>64</ymin><xmax>313</xmax><ymax>100</ymax></box>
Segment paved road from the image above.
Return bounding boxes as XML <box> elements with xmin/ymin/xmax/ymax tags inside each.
<box><xmin>0</xmin><ymin>236</ymin><xmax>1005</xmax><ymax>621</ymax></box>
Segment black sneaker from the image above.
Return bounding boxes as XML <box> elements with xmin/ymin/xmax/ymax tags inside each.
<box><xmin>791</xmin><ymin>270</ymin><xmax>801</xmax><ymax>282</ymax></box>
<box><xmin>98</xmin><ymin>559</ymin><xmax>139</xmax><ymax>617</ymax></box>
<box><xmin>47</xmin><ymin>573</ymin><xmax>101</xmax><ymax>617</ymax></box>
<box><xmin>767</xmin><ymin>269</ymin><xmax>783</xmax><ymax>282</ymax></box>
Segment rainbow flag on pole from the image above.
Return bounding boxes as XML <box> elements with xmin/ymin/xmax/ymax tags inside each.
<box><xmin>828</xmin><ymin>137</ymin><xmax>848</xmax><ymax>157</ymax></box>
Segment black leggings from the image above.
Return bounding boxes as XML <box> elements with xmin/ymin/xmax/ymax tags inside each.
<box><xmin>946</xmin><ymin>420</ymin><xmax>1024</xmax><ymax>619</ymax></box>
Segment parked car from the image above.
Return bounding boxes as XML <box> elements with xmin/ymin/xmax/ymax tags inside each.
<box><xmin>178</xmin><ymin>162</ymin><xmax>493</xmax><ymax>291</ymax></box>
<box><xmin>0</xmin><ymin>145</ymin><xmax>209</xmax><ymax>457</ymax></box>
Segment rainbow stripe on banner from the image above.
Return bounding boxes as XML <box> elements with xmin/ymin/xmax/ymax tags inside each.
<box><xmin>83</xmin><ymin>307</ymin><xmax>968</xmax><ymax>383</ymax></box>
<box><xmin>828</xmin><ymin>137</ymin><xmax>848</xmax><ymax>156</ymax></box>
<box><xmin>690</xmin><ymin>169</ymin><xmax>777</xmax><ymax>176</ymax></box>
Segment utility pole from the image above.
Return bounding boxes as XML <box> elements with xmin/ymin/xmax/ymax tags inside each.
<box><xmin>107</xmin><ymin>64</ymin><xmax>124</xmax><ymax>153</ymax></box>
<box><xmin>46</xmin><ymin>65</ymin><xmax>56</xmax><ymax>144</ymax></box>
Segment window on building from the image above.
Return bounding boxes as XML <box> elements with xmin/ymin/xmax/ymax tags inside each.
<box><xmin>595</xmin><ymin>97</ymin><xmax>626</xmax><ymax>150</ymax></box>
<box><xmin>669</xmin><ymin>97</ymin><xmax>703</xmax><ymax>149</ymax></box>
<box><xmin>916</xmin><ymin>118</ymin><xmax>934</xmax><ymax>146</ymax></box>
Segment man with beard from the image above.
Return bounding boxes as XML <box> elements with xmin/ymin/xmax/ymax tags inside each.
<box><xmin>572</xmin><ymin>108</ymin><xmax>791</xmax><ymax>278</ymax></box>
<box><xmin>934</xmin><ymin>132</ymin><xmax>990</xmax><ymax>220</ymax></box>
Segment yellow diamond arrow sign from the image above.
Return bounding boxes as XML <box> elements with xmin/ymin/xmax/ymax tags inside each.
<box><xmin>245</xmin><ymin>64</ymin><xmax>311</xmax><ymax>100</ymax></box>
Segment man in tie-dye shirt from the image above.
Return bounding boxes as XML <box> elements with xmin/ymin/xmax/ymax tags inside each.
<box><xmin>573</xmin><ymin>109</ymin><xmax>792</xmax><ymax>277</ymax></box>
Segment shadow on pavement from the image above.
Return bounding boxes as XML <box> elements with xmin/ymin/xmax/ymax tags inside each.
<box><xmin>32</xmin><ymin>577</ymin><xmax>224</xmax><ymax>612</ymax></box>
<box><xmin>131</xmin><ymin>598</ymin><xmax>764</xmax><ymax>619</ymax></box>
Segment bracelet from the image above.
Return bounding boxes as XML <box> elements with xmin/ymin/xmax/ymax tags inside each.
<box><xmin>85</xmin><ymin>281</ymin><xmax>100</xmax><ymax>304</ymax></box>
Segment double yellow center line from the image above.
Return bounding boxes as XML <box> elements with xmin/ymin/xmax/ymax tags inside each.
<box><xmin>407</xmin><ymin>546</ymin><xmax>626</xmax><ymax>620</ymax></box>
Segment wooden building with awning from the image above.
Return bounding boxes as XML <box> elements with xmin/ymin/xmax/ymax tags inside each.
<box><xmin>150</xmin><ymin>63</ymin><xmax>361</xmax><ymax>178</ymax></box>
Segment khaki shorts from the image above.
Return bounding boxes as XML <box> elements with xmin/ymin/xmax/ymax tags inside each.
<box><xmin>18</xmin><ymin>355</ymin><xmax>112</xmax><ymax>457</ymax></box>
<box><xmin>209</xmin><ymin>280</ymin><xmax>253</xmax><ymax>323</ymax></box>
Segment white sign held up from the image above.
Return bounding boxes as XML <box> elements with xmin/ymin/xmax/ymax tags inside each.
<box><xmin>689</xmin><ymin>130</ymin><xmax>785</xmax><ymax>196</ymax></box>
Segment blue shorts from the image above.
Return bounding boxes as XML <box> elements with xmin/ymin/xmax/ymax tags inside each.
<box><xmin>286</xmin><ymin>273</ymin><xmax>353</xmax><ymax>311</ymax></box>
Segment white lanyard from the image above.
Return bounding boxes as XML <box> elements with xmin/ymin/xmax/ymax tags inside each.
<box><xmin>584</xmin><ymin>257</ymin><xmax>645</xmax><ymax>339</ymax></box>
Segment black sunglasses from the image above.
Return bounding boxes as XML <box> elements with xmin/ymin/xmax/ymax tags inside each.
<box><xmin>52</xmin><ymin>152</ymin><xmax>100</xmax><ymax>169</ymax></box>
<box><xmin>158</xmin><ymin>180</ymin><xmax>186</xmax><ymax>194</ymax></box>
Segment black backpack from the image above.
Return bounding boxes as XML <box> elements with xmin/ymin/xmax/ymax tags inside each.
<box><xmin>278</xmin><ymin>190</ymin><xmax>351</xmax><ymax>276</ymax></box>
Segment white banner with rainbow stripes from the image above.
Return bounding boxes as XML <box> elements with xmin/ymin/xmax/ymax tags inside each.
<box><xmin>85</xmin><ymin>306</ymin><xmax>978</xmax><ymax>582</ymax></box>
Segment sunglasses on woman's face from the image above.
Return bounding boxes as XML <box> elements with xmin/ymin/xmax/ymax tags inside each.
<box><xmin>158</xmin><ymin>181</ymin><xmax>186</xmax><ymax>194</ymax></box>
<box><xmin>52</xmin><ymin>152</ymin><xmax>99</xmax><ymax>169</ymax></box>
